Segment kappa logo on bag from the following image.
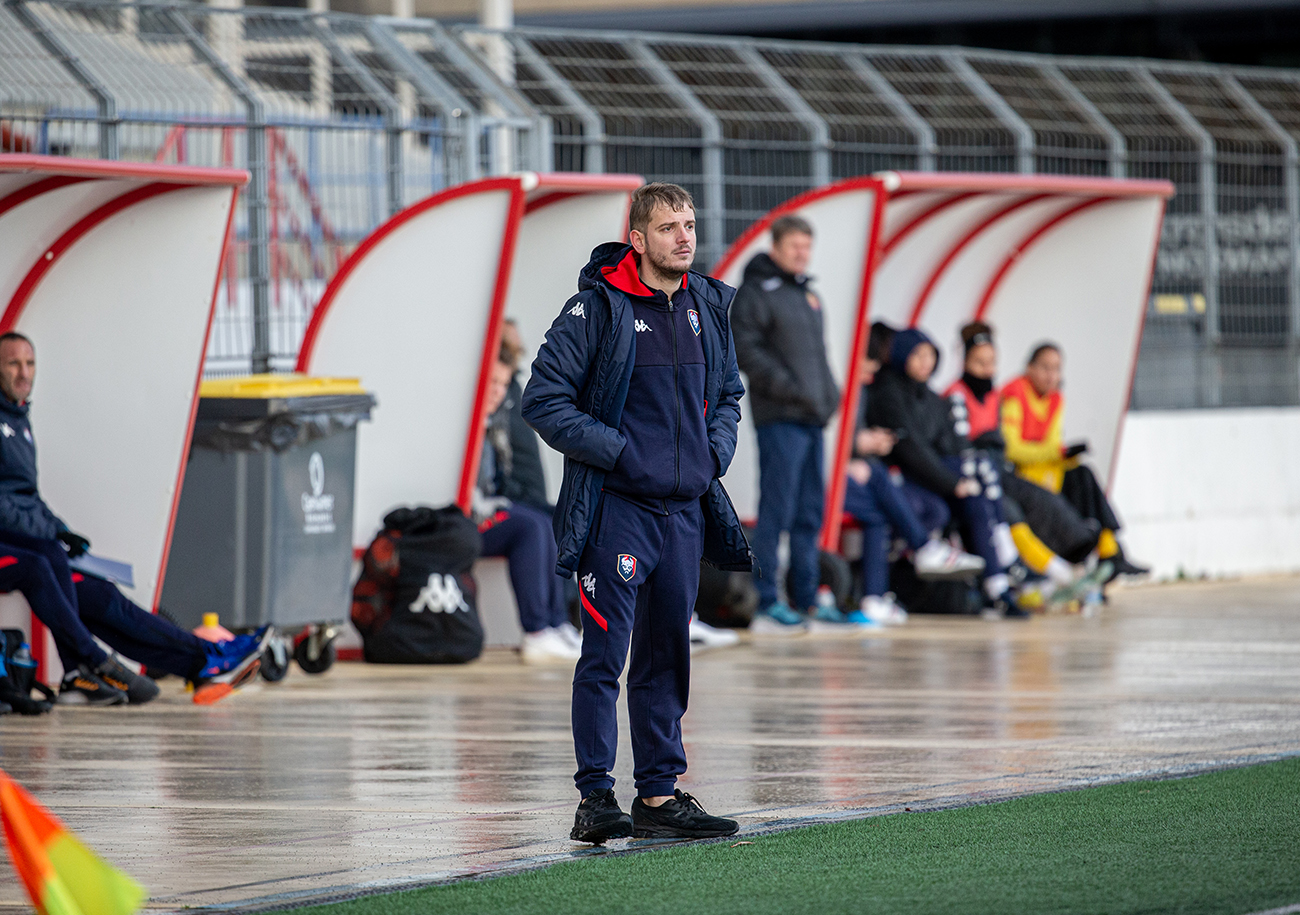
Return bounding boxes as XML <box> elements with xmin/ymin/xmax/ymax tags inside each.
<box><xmin>409</xmin><ymin>573</ymin><xmax>470</xmax><ymax>614</ymax></box>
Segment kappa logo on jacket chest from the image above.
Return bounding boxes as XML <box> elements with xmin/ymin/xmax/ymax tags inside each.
<box><xmin>0</xmin><ymin>424</ymin><xmax>12</xmax><ymax>439</ymax></box>
<box><xmin>634</xmin><ymin>319</ymin><xmax>652</xmax><ymax>333</ymax></box>
<box><xmin>569</xmin><ymin>302</ymin><xmax>586</xmax><ymax>318</ymax></box>
<box><xmin>617</xmin><ymin>554</ymin><xmax>637</xmax><ymax>581</ymax></box>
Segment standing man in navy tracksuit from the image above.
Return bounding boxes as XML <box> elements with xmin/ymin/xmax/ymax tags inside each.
<box><xmin>523</xmin><ymin>183</ymin><xmax>753</xmax><ymax>843</ymax></box>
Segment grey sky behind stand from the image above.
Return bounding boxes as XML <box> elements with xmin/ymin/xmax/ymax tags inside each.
<box><xmin>2</xmin><ymin>0</ymin><xmax>1298</xmax><ymax>408</ymax></box>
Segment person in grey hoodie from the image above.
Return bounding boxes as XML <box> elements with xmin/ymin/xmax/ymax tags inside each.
<box><xmin>730</xmin><ymin>214</ymin><xmax>845</xmax><ymax>632</ymax></box>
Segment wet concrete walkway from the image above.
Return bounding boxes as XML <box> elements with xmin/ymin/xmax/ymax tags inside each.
<box><xmin>1</xmin><ymin>577</ymin><xmax>1298</xmax><ymax>912</ymax></box>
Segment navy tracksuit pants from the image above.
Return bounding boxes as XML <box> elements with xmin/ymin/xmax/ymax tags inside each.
<box><xmin>479</xmin><ymin>501</ymin><xmax>569</xmax><ymax>634</ymax></box>
<box><xmin>842</xmin><ymin>459</ymin><xmax>930</xmax><ymax>597</ymax></box>
<box><xmin>751</xmin><ymin>422</ymin><xmax>824</xmax><ymax>611</ymax></box>
<box><xmin>572</xmin><ymin>493</ymin><xmax>702</xmax><ymax>799</ymax></box>
<box><xmin>0</xmin><ymin>529</ymin><xmax>208</xmax><ymax>678</ymax></box>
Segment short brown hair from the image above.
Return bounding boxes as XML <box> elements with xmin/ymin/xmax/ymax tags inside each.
<box><xmin>629</xmin><ymin>182</ymin><xmax>695</xmax><ymax>235</ymax></box>
<box><xmin>771</xmin><ymin>214</ymin><xmax>813</xmax><ymax>244</ymax></box>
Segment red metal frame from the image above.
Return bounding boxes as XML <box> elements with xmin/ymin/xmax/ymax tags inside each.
<box><xmin>152</xmin><ymin>186</ymin><xmax>243</xmax><ymax>611</ymax></box>
<box><xmin>710</xmin><ymin>176</ymin><xmax>889</xmax><ymax>543</ymax></box>
<box><xmin>2</xmin><ymin>184</ymin><xmax>189</xmax><ymax>325</ymax></box>
<box><xmin>455</xmin><ymin>184</ymin><xmax>529</xmax><ymax>513</ymax></box>
<box><xmin>882</xmin><ymin>171</ymin><xmax>1175</xmax><ymax>199</ymax></box>
<box><xmin>820</xmin><ymin>186</ymin><xmax>890</xmax><ymax>551</ymax></box>
<box><xmin>0</xmin><ymin>176</ymin><xmax>92</xmax><ymax>218</ymax></box>
<box><xmin>906</xmin><ymin>194</ymin><xmax>1050</xmax><ymax>327</ymax></box>
<box><xmin>711</xmin><ymin>176</ymin><xmax>885</xmax><ymax>280</ymax></box>
<box><xmin>878</xmin><ymin>192</ymin><xmax>978</xmax><ymax>257</ymax></box>
<box><xmin>972</xmin><ymin>198</ymin><xmax>1115</xmax><ymax>321</ymax></box>
<box><xmin>0</xmin><ymin>153</ymin><xmax>248</xmax><ymax>188</ymax></box>
<box><xmin>1106</xmin><ymin>198</ymin><xmax>1169</xmax><ymax>493</ymax></box>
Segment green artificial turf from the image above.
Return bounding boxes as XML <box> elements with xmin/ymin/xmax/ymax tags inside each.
<box><xmin>292</xmin><ymin>757</ymin><xmax>1300</xmax><ymax>915</ymax></box>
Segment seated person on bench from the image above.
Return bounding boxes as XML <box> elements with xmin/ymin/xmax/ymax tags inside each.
<box><xmin>0</xmin><ymin>331</ymin><xmax>267</xmax><ymax>706</ymax></box>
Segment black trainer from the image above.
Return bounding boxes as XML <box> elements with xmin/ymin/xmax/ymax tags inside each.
<box><xmin>631</xmin><ymin>790</ymin><xmax>739</xmax><ymax>839</ymax></box>
<box><xmin>984</xmin><ymin>592</ymin><xmax>1031</xmax><ymax>620</ymax></box>
<box><xmin>571</xmin><ymin>789</ymin><xmax>633</xmax><ymax>844</ymax></box>
<box><xmin>58</xmin><ymin>666</ymin><xmax>127</xmax><ymax>706</ymax></box>
<box><xmin>96</xmin><ymin>656</ymin><xmax>160</xmax><ymax>705</ymax></box>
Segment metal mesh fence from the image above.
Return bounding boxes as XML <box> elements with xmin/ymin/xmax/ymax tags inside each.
<box><xmin>6</xmin><ymin>1</ymin><xmax>1300</xmax><ymax>407</ymax></box>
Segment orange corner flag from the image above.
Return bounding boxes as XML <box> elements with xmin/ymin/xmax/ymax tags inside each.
<box><xmin>0</xmin><ymin>770</ymin><xmax>146</xmax><ymax>915</ymax></box>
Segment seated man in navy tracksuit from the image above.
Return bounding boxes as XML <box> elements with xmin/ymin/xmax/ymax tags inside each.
<box><xmin>0</xmin><ymin>331</ymin><xmax>268</xmax><ymax>706</ymax></box>
<box><xmin>523</xmin><ymin>183</ymin><xmax>753</xmax><ymax>843</ymax></box>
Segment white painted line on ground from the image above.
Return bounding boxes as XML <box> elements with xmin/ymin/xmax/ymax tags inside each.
<box><xmin>1242</xmin><ymin>904</ymin><xmax>1300</xmax><ymax>915</ymax></box>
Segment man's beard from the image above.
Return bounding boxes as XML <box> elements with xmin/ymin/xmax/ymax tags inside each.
<box><xmin>644</xmin><ymin>245</ymin><xmax>693</xmax><ymax>283</ymax></box>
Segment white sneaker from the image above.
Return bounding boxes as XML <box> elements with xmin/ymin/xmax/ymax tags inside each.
<box><xmin>521</xmin><ymin>627</ymin><xmax>581</xmax><ymax>664</ymax></box>
<box><xmin>913</xmin><ymin>538</ymin><xmax>985</xmax><ymax>580</ymax></box>
<box><xmin>856</xmin><ymin>594</ymin><xmax>909</xmax><ymax>625</ymax></box>
<box><xmin>689</xmin><ymin>614</ymin><xmax>740</xmax><ymax>650</ymax></box>
<box><xmin>555</xmin><ymin>621</ymin><xmax>584</xmax><ymax>652</ymax></box>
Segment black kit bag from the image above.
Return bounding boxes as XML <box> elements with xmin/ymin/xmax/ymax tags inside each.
<box><xmin>0</xmin><ymin>629</ymin><xmax>55</xmax><ymax>715</ymax></box>
<box><xmin>351</xmin><ymin>505</ymin><xmax>485</xmax><ymax>664</ymax></box>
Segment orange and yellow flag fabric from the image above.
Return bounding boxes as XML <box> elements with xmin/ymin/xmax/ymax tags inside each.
<box><xmin>0</xmin><ymin>770</ymin><xmax>146</xmax><ymax>915</ymax></box>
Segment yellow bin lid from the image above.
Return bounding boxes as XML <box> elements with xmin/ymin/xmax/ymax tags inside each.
<box><xmin>200</xmin><ymin>374</ymin><xmax>367</xmax><ymax>399</ymax></box>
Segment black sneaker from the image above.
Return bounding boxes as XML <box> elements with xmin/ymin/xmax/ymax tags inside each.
<box><xmin>96</xmin><ymin>656</ymin><xmax>160</xmax><ymax>705</ymax></box>
<box><xmin>631</xmin><ymin>790</ymin><xmax>739</xmax><ymax>839</ymax></box>
<box><xmin>571</xmin><ymin>788</ymin><xmax>633</xmax><ymax>844</ymax></box>
<box><xmin>1106</xmin><ymin>555</ymin><xmax>1150</xmax><ymax>581</ymax></box>
<box><xmin>58</xmin><ymin>666</ymin><xmax>128</xmax><ymax>706</ymax></box>
<box><xmin>983</xmin><ymin>592</ymin><xmax>1031</xmax><ymax>620</ymax></box>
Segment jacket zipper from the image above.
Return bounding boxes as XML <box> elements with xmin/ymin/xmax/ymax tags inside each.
<box><xmin>670</xmin><ymin>297</ymin><xmax>680</xmax><ymax>510</ymax></box>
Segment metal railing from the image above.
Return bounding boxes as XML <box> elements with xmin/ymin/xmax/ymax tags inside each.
<box><xmin>4</xmin><ymin>0</ymin><xmax>1300</xmax><ymax>407</ymax></box>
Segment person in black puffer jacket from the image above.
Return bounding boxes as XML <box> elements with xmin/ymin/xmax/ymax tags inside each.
<box><xmin>731</xmin><ymin>215</ymin><xmax>843</xmax><ymax>631</ymax></box>
<box><xmin>866</xmin><ymin>328</ymin><xmax>1027</xmax><ymax>618</ymax></box>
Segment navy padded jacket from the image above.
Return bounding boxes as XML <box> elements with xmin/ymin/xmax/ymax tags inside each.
<box><xmin>0</xmin><ymin>396</ymin><xmax>66</xmax><ymax>541</ymax></box>
<box><xmin>522</xmin><ymin>242</ymin><xmax>753</xmax><ymax>576</ymax></box>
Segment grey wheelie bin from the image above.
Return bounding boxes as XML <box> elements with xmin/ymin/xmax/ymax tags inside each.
<box><xmin>160</xmin><ymin>375</ymin><xmax>374</xmax><ymax>678</ymax></box>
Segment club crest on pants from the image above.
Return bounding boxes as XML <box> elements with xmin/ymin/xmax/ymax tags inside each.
<box><xmin>617</xmin><ymin>553</ymin><xmax>637</xmax><ymax>581</ymax></box>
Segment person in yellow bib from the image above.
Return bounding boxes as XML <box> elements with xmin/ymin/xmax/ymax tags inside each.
<box><xmin>1000</xmin><ymin>343</ymin><xmax>1148</xmax><ymax>581</ymax></box>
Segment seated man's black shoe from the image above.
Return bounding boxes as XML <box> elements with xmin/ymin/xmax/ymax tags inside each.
<box><xmin>96</xmin><ymin>656</ymin><xmax>160</xmax><ymax>705</ymax></box>
<box><xmin>58</xmin><ymin>666</ymin><xmax>127</xmax><ymax>706</ymax></box>
<box><xmin>631</xmin><ymin>790</ymin><xmax>739</xmax><ymax>839</ymax></box>
<box><xmin>571</xmin><ymin>789</ymin><xmax>633</xmax><ymax>844</ymax></box>
<box><xmin>984</xmin><ymin>593</ymin><xmax>1031</xmax><ymax>620</ymax></box>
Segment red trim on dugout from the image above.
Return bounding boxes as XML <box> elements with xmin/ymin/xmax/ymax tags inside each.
<box><xmin>906</xmin><ymin>194</ymin><xmax>1051</xmax><ymax>328</ymax></box>
<box><xmin>0</xmin><ymin>176</ymin><xmax>93</xmax><ymax>218</ymax></box>
<box><xmin>711</xmin><ymin>176</ymin><xmax>887</xmax><ymax>280</ymax></box>
<box><xmin>152</xmin><ymin>185</ymin><xmax>242</xmax><ymax>612</ymax></box>
<box><xmin>456</xmin><ymin>183</ymin><xmax>529</xmax><ymax>514</ymax></box>
<box><xmin>820</xmin><ymin>186</ymin><xmax>889</xmax><ymax>552</ymax></box>
<box><xmin>1106</xmin><ymin>197</ymin><xmax>1168</xmax><ymax>493</ymax></box>
<box><xmin>296</xmin><ymin>177</ymin><xmax>526</xmax><ymax>372</ymax></box>
<box><xmin>879</xmin><ymin>192</ymin><xmax>979</xmax><ymax>257</ymax></box>
<box><xmin>2</xmin><ymin>183</ymin><xmax>188</xmax><ymax>328</ymax></box>
<box><xmin>0</xmin><ymin>153</ymin><xmax>248</xmax><ymax>188</ymax></box>
<box><xmin>525</xmin><ymin>190</ymin><xmax>582</xmax><ymax>214</ymax></box>
<box><xmin>880</xmin><ymin>171</ymin><xmax>1175</xmax><ymax>199</ymax></box>
<box><xmin>972</xmin><ymin>198</ymin><xmax>1114</xmax><ymax>321</ymax></box>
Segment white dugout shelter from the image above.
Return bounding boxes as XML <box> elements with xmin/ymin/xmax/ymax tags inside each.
<box><xmin>296</xmin><ymin>172</ymin><xmax>641</xmax><ymax>551</ymax></box>
<box><xmin>0</xmin><ymin>154</ymin><xmax>246</xmax><ymax>678</ymax></box>
<box><xmin>714</xmin><ymin>172</ymin><xmax>1174</xmax><ymax>552</ymax></box>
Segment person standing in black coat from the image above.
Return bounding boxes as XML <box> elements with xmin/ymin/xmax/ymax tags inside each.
<box><xmin>731</xmin><ymin>215</ymin><xmax>846</xmax><ymax>633</ymax></box>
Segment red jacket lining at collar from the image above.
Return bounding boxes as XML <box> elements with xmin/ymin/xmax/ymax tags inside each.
<box><xmin>600</xmin><ymin>249</ymin><xmax>687</xmax><ymax>298</ymax></box>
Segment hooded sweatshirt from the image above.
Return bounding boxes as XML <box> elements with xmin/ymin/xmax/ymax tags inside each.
<box><xmin>594</xmin><ymin>249</ymin><xmax>714</xmax><ymax>511</ymax></box>
<box><xmin>730</xmin><ymin>252</ymin><xmax>840</xmax><ymax>427</ymax></box>
<box><xmin>864</xmin><ymin>328</ymin><xmax>964</xmax><ymax>496</ymax></box>
<box><xmin>0</xmin><ymin>395</ymin><xmax>66</xmax><ymax>540</ymax></box>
